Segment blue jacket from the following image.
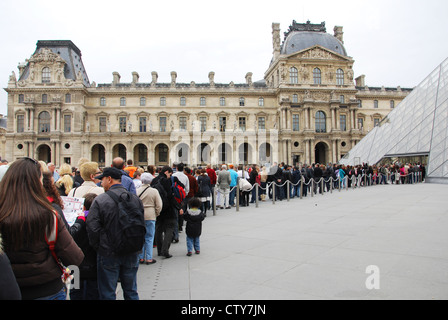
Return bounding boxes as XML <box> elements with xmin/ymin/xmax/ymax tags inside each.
<box><xmin>229</xmin><ymin>169</ymin><xmax>238</xmax><ymax>187</ymax></box>
<box><xmin>120</xmin><ymin>170</ymin><xmax>136</xmax><ymax>194</ymax></box>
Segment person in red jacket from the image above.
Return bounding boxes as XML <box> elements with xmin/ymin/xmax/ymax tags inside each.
<box><xmin>206</xmin><ymin>164</ymin><xmax>217</xmax><ymax>209</ymax></box>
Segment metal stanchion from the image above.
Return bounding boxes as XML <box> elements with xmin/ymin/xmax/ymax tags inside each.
<box><xmin>213</xmin><ymin>188</ymin><xmax>216</xmax><ymax>216</ymax></box>
<box><xmin>300</xmin><ymin>178</ymin><xmax>303</xmax><ymax>199</ymax></box>
<box><xmin>255</xmin><ymin>183</ymin><xmax>259</xmax><ymax>208</ymax></box>
<box><xmin>272</xmin><ymin>182</ymin><xmax>276</xmax><ymax>205</ymax></box>
<box><xmin>287</xmin><ymin>180</ymin><xmax>290</xmax><ymax>202</ymax></box>
<box><xmin>236</xmin><ymin>182</ymin><xmax>240</xmax><ymax>212</ymax></box>
<box><xmin>311</xmin><ymin>179</ymin><xmax>314</xmax><ymax>198</ymax></box>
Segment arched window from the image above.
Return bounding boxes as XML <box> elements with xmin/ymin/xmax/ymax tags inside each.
<box><xmin>315</xmin><ymin>111</ymin><xmax>326</xmax><ymax>133</ymax></box>
<box><xmin>290</xmin><ymin>67</ymin><xmax>298</xmax><ymax>84</ymax></box>
<box><xmin>42</xmin><ymin>67</ymin><xmax>51</xmax><ymax>83</ymax></box>
<box><xmin>336</xmin><ymin>69</ymin><xmax>344</xmax><ymax>85</ymax></box>
<box><xmin>38</xmin><ymin>111</ymin><xmax>51</xmax><ymax>133</ymax></box>
<box><xmin>313</xmin><ymin>68</ymin><xmax>321</xmax><ymax>85</ymax></box>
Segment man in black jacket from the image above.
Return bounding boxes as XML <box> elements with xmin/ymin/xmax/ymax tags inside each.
<box><xmin>151</xmin><ymin>166</ymin><xmax>184</xmax><ymax>259</ymax></box>
<box><xmin>87</xmin><ymin>167</ymin><xmax>144</xmax><ymax>300</ymax></box>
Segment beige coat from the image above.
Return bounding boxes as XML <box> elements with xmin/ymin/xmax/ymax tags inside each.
<box><xmin>67</xmin><ymin>180</ymin><xmax>104</xmax><ymax>198</ymax></box>
<box><xmin>137</xmin><ymin>184</ymin><xmax>163</xmax><ymax>220</ymax></box>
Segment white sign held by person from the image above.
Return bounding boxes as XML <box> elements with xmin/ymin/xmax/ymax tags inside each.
<box><xmin>61</xmin><ymin>196</ymin><xmax>85</xmax><ymax>226</ymax></box>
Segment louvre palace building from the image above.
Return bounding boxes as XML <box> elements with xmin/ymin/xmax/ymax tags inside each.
<box><xmin>2</xmin><ymin>20</ymin><xmax>412</xmax><ymax>168</ymax></box>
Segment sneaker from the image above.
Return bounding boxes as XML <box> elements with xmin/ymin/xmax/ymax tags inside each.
<box><xmin>195</xmin><ymin>251</ymin><xmax>200</xmax><ymax>254</ymax></box>
<box><xmin>186</xmin><ymin>252</ymin><xmax>192</xmax><ymax>256</ymax></box>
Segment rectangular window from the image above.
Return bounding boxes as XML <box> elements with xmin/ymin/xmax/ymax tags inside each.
<box><xmin>140</xmin><ymin>97</ymin><xmax>146</xmax><ymax>106</ymax></box>
<box><xmin>374</xmin><ymin>100</ymin><xmax>379</xmax><ymax>108</ymax></box>
<box><xmin>100</xmin><ymin>97</ymin><xmax>106</xmax><ymax>106</ymax></box>
<box><xmin>17</xmin><ymin>115</ymin><xmax>24</xmax><ymax>133</ymax></box>
<box><xmin>200</xmin><ymin>97</ymin><xmax>206</xmax><ymax>106</ymax></box>
<box><xmin>374</xmin><ymin>118</ymin><xmax>380</xmax><ymax>127</ymax></box>
<box><xmin>179</xmin><ymin>116</ymin><xmax>187</xmax><ymax>131</ymax></box>
<box><xmin>65</xmin><ymin>94</ymin><xmax>71</xmax><ymax>103</ymax></box>
<box><xmin>119</xmin><ymin>117</ymin><xmax>127</xmax><ymax>132</ymax></box>
<box><xmin>19</xmin><ymin>94</ymin><xmax>24</xmax><ymax>103</ymax></box>
<box><xmin>239</xmin><ymin>117</ymin><xmax>246</xmax><ymax>131</ymax></box>
<box><xmin>120</xmin><ymin>97</ymin><xmax>126</xmax><ymax>106</ymax></box>
<box><xmin>258</xmin><ymin>97</ymin><xmax>264</xmax><ymax>106</ymax></box>
<box><xmin>219</xmin><ymin>117</ymin><xmax>226</xmax><ymax>132</ymax></box>
<box><xmin>139</xmin><ymin>117</ymin><xmax>146</xmax><ymax>132</ymax></box>
<box><xmin>180</xmin><ymin>97</ymin><xmax>186</xmax><ymax>106</ymax></box>
<box><xmin>239</xmin><ymin>97</ymin><xmax>245</xmax><ymax>106</ymax></box>
<box><xmin>292</xmin><ymin>114</ymin><xmax>300</xmax><ymax>131</ymax></box>
<box><xmin>292</xmin><ymin>94</ymin><xmax>298</xmax><ymax>103</ymax></box>
<box><xmin>358</xmin><ymin>118</ymin><xmax>364</xmax><ymax>129</ymax></box>
<box><xmin>220</xmin><ymin>97</ymin><xmax>226</xmax><ymax>106</ymax></box>
<box><xmin>160</xmin><ymin>97</ymin><xmax>166</xmax><ymax>106</ymax></box>
<box><xmin>258</xmin><ymin>117</ymin><xmax>265</xmax><ymax>130</ymax></box>
<box><xmin>340</xmin><ymin>114</ymin><xmax>347</xmax><ymax>131</ymax></box>
<box><xmin>42</xmin><ymin>67</ymin><xmax>51</xmax><ymax>83</ymax></box>
<box><xmin>160</xmin><ymin>117</ymin><xmax>166</xmax><ymax>132</ymax></box>
<box><xmin>290</xmin><ymin>67</ymin><xmax>298</xmax><ymax>84</ymax></box>
<box><xmin>64</xmin><ymin>115</ymin><xmax>71</xmax><ymax>132</ymax></box>
<box><xmin>42</xmin><ymin>94</ymin><xmax>48</xmax><ymax>103</ymax></box>
<box><xmin>99</xmin><ymin>117</ymin><xmax>107</xmax><ymax>132</ymax></box>
<box><xmin>200</xmin><ymin>117</ymin><xmax>207</xmax><ymax>132</ymax></box>
<box><xmin>390</xmin><ymin>100</ymin><xmax>395</xmax><ymax>109</ymax></box>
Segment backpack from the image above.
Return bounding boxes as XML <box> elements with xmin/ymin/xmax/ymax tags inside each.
<box><xmin>171</xmin><ymin>176</ymin><xmax>186</xmax><ymax>204</ymax></box>
<box><xmin>106</xmin><ymin>190</ymin><xmax>146</xmax><ymax>255</ymax></box>
<box><xmin>151</xmin><ymin>179</ymin><xmax>169</xmax><ymax>208</ymax></box>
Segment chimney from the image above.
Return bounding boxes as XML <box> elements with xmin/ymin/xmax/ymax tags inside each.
<box><xmin>151</xmin><ymin>71</ymin><xmax>158</xmax><ymax>86</ymax></box>
<box><xmin>170</xmin><ymin>71</ymin><xmax>177</xmax><ymax>87</ymax></box>
<box><xmin>132</xmin><ymin>71</ymin><xmax>139</xmax><ymax>84</ymax></box>
<box><xmin>245</xmin><ymin>72</ymin><xmax>253</xmax><ymax>86</ymax></box>
<box><xmin>355</xmin><ymin>75</ymin><xmax>365</xmax><ymax>87</ymax></box>
<box><xmin>112</xmin><ymin>72</ymin><xmax>121</xmax><ymax>86</ymax></box>
<box><xmin>334</xmin><ymin>26</ymin><xmax>344</xmax><ymax>44</ymax></box>
<box><xmin>208</xmin><ymin>71</ymin><xmax>215</xmax><ymax>87</ymax></box>
<box><xmin>272</xmin><ymin>23</ymin><xmax>281</xmax><ymax>60</ymax></box>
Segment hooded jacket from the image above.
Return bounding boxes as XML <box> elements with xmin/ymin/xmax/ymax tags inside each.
<box><xmin>183</xmin><ymin>208</ymin><xmax>205</xmax><ymax>238</ymax></box>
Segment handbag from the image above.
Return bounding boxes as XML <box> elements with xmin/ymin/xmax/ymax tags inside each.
<box><xmin>45</xmin><ymin>211</ymin><xmax>74</xmax><ymax>286</ymax></box>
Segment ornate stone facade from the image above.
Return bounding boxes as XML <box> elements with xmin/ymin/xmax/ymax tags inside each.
<box><xmin>2</xmin><ymin>21</ymin><xmax>412</xmax><ymax>168</ymax></box>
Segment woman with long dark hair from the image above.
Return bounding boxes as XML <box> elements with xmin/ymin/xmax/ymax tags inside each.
<box><xmin>0</xmin><ymin>158</ymin><xmax>84</xmax><ymax>300</ymax></box>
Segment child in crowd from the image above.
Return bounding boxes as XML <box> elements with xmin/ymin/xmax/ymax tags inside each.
<box><xmin>69</xmin><ymin>193</ymin><xmax>99</xmax><ymax>300</ymax></box>
<box><xmin>182</xmin><ymin>198</ymin><xmax>206</xmax><ymax>256</ymax></box>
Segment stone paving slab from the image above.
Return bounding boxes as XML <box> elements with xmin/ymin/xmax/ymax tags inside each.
<box><xmin>116</xmin><ymin>183</ymin><xmax>448</xmax><ymax>300</ymax></box>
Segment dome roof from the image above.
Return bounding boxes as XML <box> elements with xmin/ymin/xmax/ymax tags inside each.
<box><xmin>281</xmin><ymin>31</ymin><xmax>347</xmax><ymax>56</ymax></box>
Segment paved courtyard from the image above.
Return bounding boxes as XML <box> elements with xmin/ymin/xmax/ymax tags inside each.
<box><xmin>123</xmin><ymin>182</ymin><xmax>448</xmax><ymax>300</ymax></box>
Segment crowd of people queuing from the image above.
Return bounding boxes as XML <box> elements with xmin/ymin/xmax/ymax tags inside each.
<box><xmin>0</xmin><ymin>156</ymin><xmax>426</xmax><ymax>300</ymax></box>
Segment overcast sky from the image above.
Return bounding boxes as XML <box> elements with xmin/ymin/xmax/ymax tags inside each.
<box><xmin>1</xmin><ymin>0</ymin><xmax>447</xmax><ymax>115</ymax></box>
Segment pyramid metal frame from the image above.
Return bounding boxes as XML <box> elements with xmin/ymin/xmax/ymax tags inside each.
<box><xmin>339</xmin><ymin>57</ymin><xmax>448</xmax><ymax>183</ymax></box>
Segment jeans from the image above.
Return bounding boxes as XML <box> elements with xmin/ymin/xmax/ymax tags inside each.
<box><xmin>35</xmin><ymin>287</ymin><xmax>67</xmax><ymax>300</ymax></box>
<box><xmin>139</xmin><ymin>220</ymin><xmax>156</xmax><ymax>261</ymax></box>
<box><xmin>186</xmin><ymin>236</ymin><xmax>200</xmax><ymax>253</ymax></box>
<box><xmin>97</xmin><ymin>253</ymin><xmax>139</xmax><ymax>300</ymax></box>
<box><xmin>229</xmin><ymin>187</ymin><xmax>236</xmax><ymax>206</ymax></box>
<box><xmin>70</xmin><ymin>279</ymin><xmax>99</xmax><ymax>300</ymax></box>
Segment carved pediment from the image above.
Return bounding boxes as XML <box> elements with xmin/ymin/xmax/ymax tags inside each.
<box><xmin>29</xmin><ymin>48</ymin><xmax>66</xmax><ymax>64</ymax></box>
<box><xmin>288</xmin><ymin>45</ymin><xmax>351</xmax><ymax>61</ymax></box>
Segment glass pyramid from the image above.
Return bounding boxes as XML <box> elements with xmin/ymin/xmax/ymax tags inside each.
<box><xmin>340</xmin><ymin>57</ymin><xmax>448</xmax><ymax>183</ymax></box>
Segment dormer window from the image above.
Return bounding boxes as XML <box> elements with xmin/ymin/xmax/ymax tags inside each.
<box><xmin>42</xmin><ymin>67</ymin><xmax>51</xmax><ymax>83</ymax></box>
